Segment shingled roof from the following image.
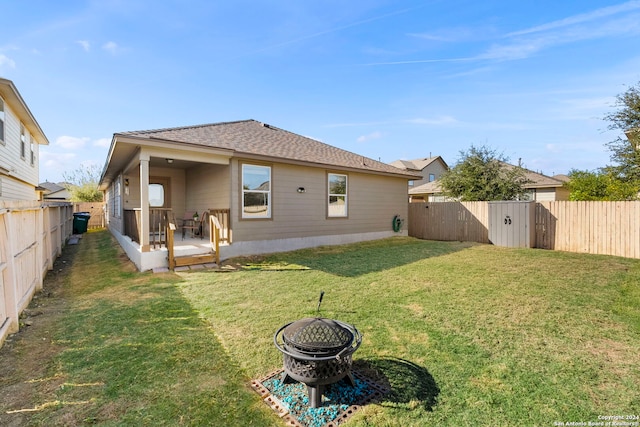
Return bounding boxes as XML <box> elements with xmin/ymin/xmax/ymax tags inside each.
<box><xmin>389</xmin><ymin>156</ymin><xmax>448</xmax><ymax>171</ymax></box>
<box><xmin>117</xmin><ymin>119</ymin><xmax>417</xmax><ymax>178</ymax></box>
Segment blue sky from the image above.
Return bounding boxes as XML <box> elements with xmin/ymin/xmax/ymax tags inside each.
<box><xmin>2</xmin><ymin>0</ymin><xmax>640</xmax><ymax>183</ymax></box>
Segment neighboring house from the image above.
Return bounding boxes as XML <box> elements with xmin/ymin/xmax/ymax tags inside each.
<box><xmin>99</xmin><ymin>119</ymin><xmax>420</xmax><ymax>271</ymax></box>
<box><xmin>408</xmin><ymin>161</ymin><xmax>570</xmax><ymax>202</ymax></box>
<box><xmin>0</xmin><ymin>78</ymin><xmax>49</xmax><ymax>201</ymax></box>
<box><xmin>389</xmin><ymin>156</ymin><xmax>449</xmax><ymax>189</ymax></box>
<box><xmin>38</xmin><ymin>181</ymin><xmax>71</xmax><ymax>201</ymax></box>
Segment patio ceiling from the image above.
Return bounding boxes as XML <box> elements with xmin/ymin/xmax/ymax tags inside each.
<box><xmin>99</xmin><ymin>134</ymin><xmax>233</xmax><ymax>190</ymax></box>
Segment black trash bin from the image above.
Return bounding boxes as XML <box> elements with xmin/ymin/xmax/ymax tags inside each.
<box><xmin>73</xmin><ymin>212</ymin><xmax>91</xmax><ymax>234</ymax></box>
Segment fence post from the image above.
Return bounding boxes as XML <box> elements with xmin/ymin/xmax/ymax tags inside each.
<box><xmin>167</xmin><ymin>223</ymin><xmax>176</xmax><ymax>270</ymax></box>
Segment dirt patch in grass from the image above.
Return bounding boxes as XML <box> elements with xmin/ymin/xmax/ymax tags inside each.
<box><xmin>0</xmin><ymin>243</ymin><xmax>79</xmax><ymax>427</ymax></box>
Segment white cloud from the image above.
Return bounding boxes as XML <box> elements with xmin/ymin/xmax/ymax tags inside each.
<box><xmin>408</xmin><ymin>26</ymin><xmax>490</xmax><ymax>43</ymax></box>
<box><xmin>507</xmin><ymin>0</ymin><xmax>640</xmax><ymax>37</ymax></box>
<box><xmin>56</xmin><ymin>136</ymin><xmax>90</xmax><ymax>149</ymax></box>
<box><xmin>481</xmin><ymin>3</ymin><xmax>640</xmax><ymax>62</ymax></box>
<box><xmin>38</xmin><ymin>151</ymin><xmax>77</xmax><ymax>181</ymax></box>
<box><xmin>93</xmin><ymin>138</ymin><xmax>111</xmax><ymax>148</ymax></box>
<box><xmin>102</xmin><ymin>41</ymin><xmax>119</xmax><ymax>54</ymax></box>
<box><xmin>76</xmin><ymin>40</ymin><xmax>90</xmax><ymax>52</ymax></box>
<box><xmin>357</xmin><ymin>131</ymin><xmax>383</xmax><ymax>143</ymax></box>
<box><xmin>0</xmin><ymin>54</ymin><xmax>16</xmax><ymax>69</ymax></box>
<box><xmin>365</xmin><ymin>2</ymin><xmax>640</xmax><ymax>67</ymax></box>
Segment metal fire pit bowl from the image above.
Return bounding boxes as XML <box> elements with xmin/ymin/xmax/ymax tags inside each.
<box><xmin>274</xmin><ymin>317</ymin><xmax>362</xmax><ymax>408</ymax></box>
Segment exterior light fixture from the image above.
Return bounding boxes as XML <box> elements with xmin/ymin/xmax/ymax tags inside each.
<box><xmin>297</xmin><ymin>187</ymin><xmax>306</xmax><ymax>193</ymax></box>
<box><xmin>166</xmin><ymin>158</ymin><xmax>174</xmax><ymax>164</ymax></box>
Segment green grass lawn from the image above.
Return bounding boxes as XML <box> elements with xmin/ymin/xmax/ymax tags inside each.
<box><xmin>177</xmin><ymin>237</ymin><xmax>640</xmax><ymax>426</ymax></box>
<box><xmin>18</xmin><ymin>231</ymin><xmax>640</xmax><ymax>426</ymax></box>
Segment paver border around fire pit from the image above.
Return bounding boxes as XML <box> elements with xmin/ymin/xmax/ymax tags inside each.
<box><xmin>251</xmin><ymin>368</ymin><xmax>390</xmax><ymax>427</ymax></box>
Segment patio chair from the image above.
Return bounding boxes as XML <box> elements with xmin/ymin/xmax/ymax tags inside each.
<box><xmin>180</xmin><ymin>211</ymin><xmax>199</xmax><ymax>240</ymax></box>
<box><xmin>181</xmin><ymin>211</ymin><xmax>209</xmax><ymax>240</ymax></box>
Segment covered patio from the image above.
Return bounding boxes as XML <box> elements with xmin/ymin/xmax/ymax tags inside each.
<box><xmin>99</xmin><ymin>132</ymin><xmax>233</xmax><ymax>271</ymax></box>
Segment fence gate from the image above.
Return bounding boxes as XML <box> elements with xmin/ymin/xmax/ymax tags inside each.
<box><xmin>488</xmin><ymin>201</ymin><xmax>535</xmax><ymax>248</ymax></box>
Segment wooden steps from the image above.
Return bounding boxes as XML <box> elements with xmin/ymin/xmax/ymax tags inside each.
<box><xmin>173</xmin><ymin>252</ymin><xmax>217</xmax><ymax>267</ymax></box>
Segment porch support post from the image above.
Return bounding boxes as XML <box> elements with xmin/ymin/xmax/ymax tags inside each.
<box><xmin>140</xmin><ymin>158</ymin><xmax>150</xmax><ymax>252</ymax></box>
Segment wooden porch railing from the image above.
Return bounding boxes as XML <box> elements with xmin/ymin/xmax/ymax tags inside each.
<box><xmin>123</xmin><ymin>208</ymin><xmax>173</xmax><ymax>248</ymax></box>
<box><xmin>209</xmin><ymin>208</ymin><xmax>230</xmax><ymax>243</ymax></box>
<box><xmin>209</xmin><ymin>215</ymin><xmax>221</xmax><ymax>265</ymax></box>
<box><xmin>167</xmin><ymin>217</ymin><xmax>221</xmax><ymax>270</ymax></box>
<box><xmin>168</xmin><ymin>223</ymin><xmax>176</xmax><ymax>270</ymax></box>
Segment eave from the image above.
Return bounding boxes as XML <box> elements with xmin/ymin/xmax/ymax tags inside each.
<box><xmin>0</xmin><ymin>78</ymin><xmax>50</xmax><ymax>145</ymax></box>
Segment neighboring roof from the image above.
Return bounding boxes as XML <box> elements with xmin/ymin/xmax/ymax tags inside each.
<box><xmin>553</xmin><ymin>174</ymin><xmax>570</xmax><ymax>183</ymax></box>
<box><xmin>113</xmin><ymin>120</ymin><xmax>420</xmax><ymax>179</ymax></box>
<box><xmin>499</xmin><ymin>162</ymin><xmax>566</xmax><ymax>189</ymax></box>
<box><xmin>39</xmin><ymin>181</ymin><xmax>66</xmax><ymax>193</ymax></box>
<box><xmin>0</xmin><ymin>78</ymin><xmax>49</xmax><ymax>145</ymax></box>
<box><xmin>38</xmin><ymin>181</ymin><xmax>71</xmax><ymax>200</ymax></box>
<box><xmin>389</xmin><ymin>156</ymin><xmax>448</xmax><ymax>171</ymax></box>
<box><xmin>409</xmin><ymin>162</ymin><xmax>566</xmax><ymax>195</ymax></box>
<box><xmin>409</xmin><ymin>180</ymin><xmax>442</xmax><ymax>195</ymax></box>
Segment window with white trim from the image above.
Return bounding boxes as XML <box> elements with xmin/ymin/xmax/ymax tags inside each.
<box><xmin>20</xmin><ymin>124</ymin><xmax>26</xmax><ymax>159</ymax></box>
<box><xmin>0</xmin><ymin>97</ymin><xmax>5</xmax><ymax>144</ymax></box>
<box><xmin>242</xmin><ymin>164</ymin><xmax>271</xmax><ymax>218</ymax></box>
<box><xmin>30</xmin><ymin>136</ymin><xmax>35</xmax><ymax>166</ymax></box>
<box><xmin>328</xmin><ymin>173</ymin><xmax>347</xmax><ymax>217</ymax></box>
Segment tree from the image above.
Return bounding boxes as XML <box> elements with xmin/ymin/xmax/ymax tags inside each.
<box><xmin>439</xmin><ymin>145</ymin><xmax>531</xmax><ymax>201</ymax></box>
<box><xmin>565</xmin><ymin>169</ymin><xmax>607</xmax><ymax>201</ymax></box>
<box><xmin>603</xmin><ymin>81</ymin><xmax>640</xmax><ymax>187</ymax></box>
<box><xmin>63</xmin><ymin>164</ymin><xmax>103</xmax><ymax>202</ymax></box>
<box><xmin>566</xmin><ymin>169</ymin><xmax>639</xmax><ymax>201</ymax></box>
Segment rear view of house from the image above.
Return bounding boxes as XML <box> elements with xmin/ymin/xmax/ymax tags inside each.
<box><xmin>99</xmin><ymin>120</ymin><xmax>419</xmax><ymax>271</ymax></box>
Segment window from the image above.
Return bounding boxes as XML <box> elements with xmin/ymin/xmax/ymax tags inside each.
<box><xmin>328</xmin><ymin>173</ymin><xmax>347</xmax><ymax>217</ymax></box>
<box><xmin>0</xmin><ymin>97</ymin><xmax>5</xmax><ymax>144</ymax></box>
<box><xmin>30</xmin><ymin>136</ymin><xmax>35</xmax><ymax>166</ymax></box>
<box><xmin>429</xmin><ymin>173</ymin><xmax>436</xmax><ymax>182</ymax></box>
<box><xmin>242</xmin><ymin>164</ymin><xmax>271</xmax><ymax>218</ymax></box>
<box><xmin>149</xmin><ymin>183</ymin><xmax>165</xmax><ymax>207</ymax></box>
<box><xmin>114</xmin><ymin>180</ymin><xmax>121</xmax><ymax>216</ymax></box>
<box><xmin>20</xmin><ymin>124</ymin><xmax>26</xmax><ymax>159</ymax></box>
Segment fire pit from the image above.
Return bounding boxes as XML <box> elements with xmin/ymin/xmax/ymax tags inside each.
<box><xmin>274</xmin><ymin>317</ymin><xmax>362</xmax><ymax>408</ymax></box>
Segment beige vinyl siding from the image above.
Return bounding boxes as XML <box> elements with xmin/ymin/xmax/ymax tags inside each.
<box><xmin>554</xmin><ymin>186</ymin><xmax>570</xmax><ymax>201</ymax></box>
<box><xmin>0</xmin><ymin>98</ymin><xmax>39</xmax><ymax>200</ymax></box>
<box><xmin>123</xmin><ymin>167</ymin><xmax>186</xmax><ymax>217</ymax></box>
<box><xmin>231</xmin><ymin>159</ymin><xmax>409</xmax><ymax>242</ymax></box>
<box><xmin>120</xmin><ymin>163</ymin><xmax>229</xmax><ymax>221</ymax></box>
<box><xmin>0</xmin><ymin>177</ymin><xmax>38</xmax><ymax>201</ymax></box>
<box><xmin>185</xmin><ymin>163</ymin><xmax>230</xmax><ymax>217</ymax></box>
<box><xmin>535</xmin><ymin>187</ymin><xmax>568</xmax><ymax>202</ymax></box>
<box><xmin>411</xmin><ymin>161</ymin><xmax>448</xmax><ymax>188</ymax></box>
<box><xmin>105</xmin><ymin>180</ymin><xmax>122</xmax><ymax>233</ymax></box>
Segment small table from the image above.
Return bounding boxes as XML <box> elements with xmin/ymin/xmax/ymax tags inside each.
<box><xmin>181</xmin><ymin>218</ymin><xmax>201</xmax><ymax>239</ymax></box>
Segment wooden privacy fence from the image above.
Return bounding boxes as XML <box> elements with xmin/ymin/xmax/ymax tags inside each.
<box><xmin>73</xmin><ymin>202</ymin><xmax>106</xmax><ymax>229</ymax></box>
<box><xmin>0</xmin><ymin>201</ymin><xmax>74</xmax><ymax>347</ymax></box>
<box><xmin>409</xmin><ymin>201</ymin><xmax>640</xmax><ymax>259</ymax></box>
<box><xmin>409</xmin><ymin>202</ymin><xmax>490</xmax><ymax>243</ymax></box>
